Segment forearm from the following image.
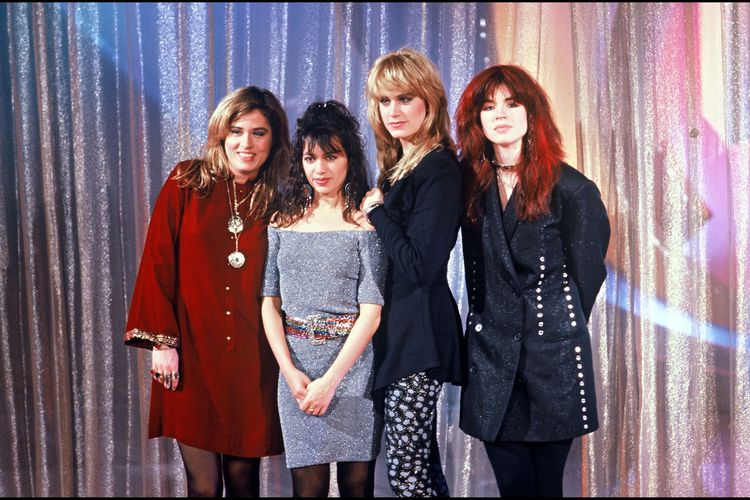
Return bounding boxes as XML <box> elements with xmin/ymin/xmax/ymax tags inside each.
<box><xmin>260</xmin><ymin>297</ymin><xmax>297</xmax><ymax>374</ymax></box>
<box><xmin>322</xmin><ymin>305</ymin><xmax>381</xmax><ymax>385</ymax></box>
<box><xmin>370</xmin><ymin>206</ymin><xmax>458</xmax><ymax>287</ymax></box>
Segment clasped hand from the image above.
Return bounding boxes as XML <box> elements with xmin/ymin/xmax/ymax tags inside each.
<box><xmin>284</xmin><ymin>367</ymin><xmax>336</xmax><ymax>417</ymax></box>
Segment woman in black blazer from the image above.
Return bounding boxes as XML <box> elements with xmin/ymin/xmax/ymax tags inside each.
<box><xmin>360</xmin><ymin>48</ymin><xmax>463</xmax><ymax>497</ymax></box>
<box><xmin>455</xmin><ymin>65</ymin><xmax>610</xmax><ymax>497</ymax></box>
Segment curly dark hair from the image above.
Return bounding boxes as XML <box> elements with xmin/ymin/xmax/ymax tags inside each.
<box><xmin>274</xmin><ymin>100</ymin><xmax>370</xmax><ymax>227</ymax></box>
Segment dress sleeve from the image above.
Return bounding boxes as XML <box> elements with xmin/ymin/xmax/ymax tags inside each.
<box><xmin>368</xmin><ymin>151</ymin><xmax>462</xmax><ymax>287</ymax></box>
<box><xmin>357</xmin><ymin>230</ymin><xmax>387</xmax><ymax>306</ymax></box>
<box><xmin>261</xmin><ymin>226</ymin><xmax>281</xmax><ymax>297</ymax></box>
<box><xmin>124</xmin><ymin>170</ymin><xmax>185</xmax><ymax>350</ymax></box>
<box><xmin>561</xmin><ymin>179</ymin><xmax>611</xmax><ymax>321</ymax></box>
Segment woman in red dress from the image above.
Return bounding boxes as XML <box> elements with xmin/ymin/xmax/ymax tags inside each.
<box><xmin>124</xmin><ymin>86</ymin><xmax>290</xmax><ymax>496</ymax></box>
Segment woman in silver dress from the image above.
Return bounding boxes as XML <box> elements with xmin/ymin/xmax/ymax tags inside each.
<box><xmin>261</xmin><ymin>100</ymin><xmax>386</xmax><ymax>497</ymax></box>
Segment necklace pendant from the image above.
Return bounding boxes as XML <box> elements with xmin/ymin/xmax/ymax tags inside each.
<box><xmin>228</xmin><ymin>215</ymin><xmax>244</xmax><ymax>234</ymax></box>
<box><xmin>228</xmin><ymin>251</ymin><xmax>246</xmax><ymax>268</ymax></box>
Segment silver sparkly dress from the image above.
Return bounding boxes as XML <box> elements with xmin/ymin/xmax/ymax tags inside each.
<box><xmin>261</xmin><ymin>227</ymin><xmax>387</xmax><ymax>468</ymax></box>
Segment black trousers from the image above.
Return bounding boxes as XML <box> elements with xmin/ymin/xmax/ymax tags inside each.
<box><xmin>483</xmin><ymin>439</ymin><xmax>573</xmax><ymax>497</ymax></box>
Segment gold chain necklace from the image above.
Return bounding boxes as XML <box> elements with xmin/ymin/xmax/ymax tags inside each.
<box><xmin>225</xmin><ymin>179</ymin><xmax>253</xmax><ymax>269</ymax></box>
<box><xmin>235</xmin><ymin>188</ymin><xmax>252</xmax><ymax>209</ymax></box>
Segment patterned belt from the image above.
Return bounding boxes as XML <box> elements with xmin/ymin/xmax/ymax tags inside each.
<box><xmin>284</xmin><ymin>313</ymin><xmax>358</xmax><ymax>345</ymax></box>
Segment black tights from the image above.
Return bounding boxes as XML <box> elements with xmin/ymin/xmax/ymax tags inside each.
<box><xmin>484</xmin><ymin>439</ymin><xmax>573</xmax><ymax>497</ymax></box>
<box><xmin>290</xmin><ymin>460</ymin><xmax>375</xmax><ymax>497</ymax></box>
<box><xmin>178</xmin><ymin>442</ymin><xmax>261</xmax><ymax>497</ymax></box>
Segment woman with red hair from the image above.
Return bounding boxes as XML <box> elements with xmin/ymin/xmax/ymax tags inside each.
<box><xmin>455</xmin><ymin>65</ymin><xmax>610</xmax><ymax>497</ymax></box>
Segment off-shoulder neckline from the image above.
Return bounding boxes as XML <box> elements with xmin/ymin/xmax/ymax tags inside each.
<box><xmin>269</xmin><ymin>227</ymin><xmax>376</xmax><ymax>234</ymax></box>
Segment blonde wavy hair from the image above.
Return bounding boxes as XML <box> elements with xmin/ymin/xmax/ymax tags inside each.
<box><xmin>366</xmin><ymin>48</ymin><xmax>454</xmax><ymax>186</ymax></box>
<box><xmin>174</xmin><ymin>86</ymin><xmax>290</xmax><ymax>220</ymax></box>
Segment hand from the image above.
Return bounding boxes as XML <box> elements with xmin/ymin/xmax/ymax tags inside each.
<box><xmin>360</xmin><ymin>188</ymin><xmax>384</xmax><ymax>215</ymax></box>
<box><xmin>299</xmin><ymin>375</ymin><xmax>337</xmax><ymax>417</ymax></box>
<box><xmin>281</xmin><ymin>367</ymin><xmax>312</xmax><ymax>406</ymax></box>
<box><xmin>352</xmin><ymin>210</ymin><xmax>375</xmax><ymax>230</ymax></box>
<box><xmin>151</xmin><ymin>347</ymin><xmax>179</xmax><ymax>391</ymax></box>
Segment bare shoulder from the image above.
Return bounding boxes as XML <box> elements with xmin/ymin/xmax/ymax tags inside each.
<box><xmin>352</xmin><ymin>210</ymin><xmax>375</xmax><ymax>231</ymax></box>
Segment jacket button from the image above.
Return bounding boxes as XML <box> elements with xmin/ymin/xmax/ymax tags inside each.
<box><xmin>469</xmin><ymin>365</ymin><xmax>478</xmax><ymax>374</ymax></box>
<box><xmin>474</xmin><ymin>323</ymin><xmax>483</xmax><ymax>332</ymax></box>
<box><xmin>513</xmin><ymin>333</ymin><xmax>522</xmax><ymax>342</ymax></box>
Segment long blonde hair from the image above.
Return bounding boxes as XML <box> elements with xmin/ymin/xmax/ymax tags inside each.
<box><xmin>174</xmin><ymin>86</ymin><xmax>290</xmax><ymax>220</ymax></box>
<box><xmin>366</xmin><ymin>48</ymin><xmax>454</xmax><ymax>186</ymax></box>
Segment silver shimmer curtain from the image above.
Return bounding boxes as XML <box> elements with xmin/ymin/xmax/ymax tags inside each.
<box><xmin>1</xmin><ymin>2</ymin><xmax>748</xmax><ymax>497</ymax></box>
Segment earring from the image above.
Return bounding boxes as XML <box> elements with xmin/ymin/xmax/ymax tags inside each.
<box><xmin>343</xmin><ymin>182</ymin><xmax>353</xmax><ymax>210</ymax></box>
<box><xmin>302</xmin><ymin>183</ymin><xmax>313</xmax><ymax>208</ymax></box>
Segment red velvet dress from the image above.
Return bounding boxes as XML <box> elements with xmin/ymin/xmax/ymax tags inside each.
<box><xmin>125</xmin><ymin>161</ymin><xmax>283</xmax><ymax>457</ymax></box>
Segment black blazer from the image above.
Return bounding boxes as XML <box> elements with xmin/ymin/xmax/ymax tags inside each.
<box><xmin>369</xmin><ymin>148</ymin><xmax>463</xmax><ymax>391</ymax></box>
<box><xmin>460</xmin><ymin>163</ymin><xmax>610</xmax><ymax>443</ymax></box>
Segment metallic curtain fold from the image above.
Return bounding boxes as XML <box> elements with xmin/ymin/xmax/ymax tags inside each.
<box><xmin>570</xmin><ymin>2</ymin><xmax>749</xmax><ymax>497</ymax></box>
<box><xmin>1</xmin><ymin>2</ymin><xmax>748</xmax><ymax>497</ymax></box>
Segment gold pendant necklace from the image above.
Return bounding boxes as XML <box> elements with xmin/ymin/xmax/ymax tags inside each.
<box><xmin>225</xmin><ymin>179</ymin><xmax>246</xmax><ymax>268</ymax></box>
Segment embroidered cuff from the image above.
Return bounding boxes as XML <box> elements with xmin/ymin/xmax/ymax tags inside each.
<box><xmin>125</xmin><ymin>328</ymin><xmax>180</xmax><ymax>349</ymax></box>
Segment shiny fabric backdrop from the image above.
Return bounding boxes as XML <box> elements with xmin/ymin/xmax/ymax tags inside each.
<box><xmin>1</xmin><ymin>2</ymin><xmax>748</xmax><ymax>497</ymax></box>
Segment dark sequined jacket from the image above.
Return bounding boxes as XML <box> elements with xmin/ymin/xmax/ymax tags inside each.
<box><xmin>460</xmin><ymin>162</ymin><xmax>610</xmax><ymax>443</ymax></box>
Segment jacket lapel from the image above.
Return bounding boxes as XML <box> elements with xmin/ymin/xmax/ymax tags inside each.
<box><xmin>502</xmin><ymin>192</ymin><xmax>521</xmax><ymax>242</ymax></box>
<box><xmin>484</xmin><ymin>176</ymin><xmax>521</xmax><ymax>287</ymax></box>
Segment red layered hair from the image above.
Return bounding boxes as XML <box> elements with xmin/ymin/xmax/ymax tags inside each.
<box><xmin>455</xmin><ymin>65</ymin><xmax>564</xmax><ymax>224</ymax></box>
